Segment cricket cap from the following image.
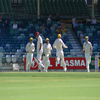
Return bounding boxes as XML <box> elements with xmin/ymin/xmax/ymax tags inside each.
<box><xmin>85</xmin><ymin>36</ymin><xmax>88</xmax><ymax>39</ymax></box>
<box><xmin>35</xmin><ymin>32</ymin><xmax>40</xmax><ymax>37</ymax></box>
<box><xmin>46</xmin><ymin>38</ymin><xmax>49</xmax><ymax>41</ymax></box>
<box><xmin>58</xmin><ymin>34</ymin><xmax>61</xmax><ymax>38</ymax></box>
<box><xmin>30</xmin><ymin>37</ymin><xmax>33</xmax><ymax>40</ymax></box>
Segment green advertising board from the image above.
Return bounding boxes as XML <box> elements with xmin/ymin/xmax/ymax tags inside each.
<box><xmin>90</xmin><ymin>57</ymin><xmax>100</xmax><ymax>69</ymax></box>
<box><xmin>97</xmin><ymin>57</ymin><xmax>100</xmax><ymax>69</ymax></box>
<box><xmin>90</xmin><ymin>57</ymin><xmax>95</xmax><ymax>69</ymax></box>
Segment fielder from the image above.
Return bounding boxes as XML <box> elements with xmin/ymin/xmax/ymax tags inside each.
<box><xmin>34</xmin><ymin>32</ymin><xmax>44</xmax><ymax>72</ymax></box>
<box><xmin>43</xmin><ymin>38</ymin><xmax>52</xmax><ymax>72</ymax></box>
<box><xmin>26</xmin><ymin>37</ymin><xmax>35</xmax><ymax>71</ymax></box>
<box><xmin>82</xmin><ymin>36</ymin><xmax>92</xmax><ymax>72</ymax></box>
<box><xmin>53</xmin><ymin>34</ymin><xmax>68</xmax><ymax>72</ymax></box>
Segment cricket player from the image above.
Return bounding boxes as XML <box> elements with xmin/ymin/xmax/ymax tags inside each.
<box><xmin>43</xmin><ymin>38</ymin><xmax>52</xmax><ymax>72</ymax></box>
<box><xmin>53</xmin><ymin>34</ymin><xmax>68</xmax><ymax>72</ymax></box>
<box><xmin>82</xmin><ymin>36</ymin><xmax>92</xmax><ymax>72</ymax></box>
<box><xmin>34</xmin><ymin>32</ymin><xmax>44</xmax><ymax>72</ymax></box>
<box><xmin>26</xmin><ymin>37</ymin><xmax>35</xmax><ymax>71</ymax></box>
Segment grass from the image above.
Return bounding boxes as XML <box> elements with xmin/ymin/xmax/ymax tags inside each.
<box><xmin>0</xmin><ymin>72</ymin><xmax>100</xmax><ymax>100</ymax></box>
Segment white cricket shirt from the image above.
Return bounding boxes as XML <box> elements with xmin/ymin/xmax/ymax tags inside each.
<box><xmin>43</xmin><ymin>43</ymin><xmax>52</xmax><ymax>55</ymax></box>
<box><xmin>83</xmin><ymin>41</ymin><xmax>92</xmax><ymax>53</ymax></box>
<box><xmin>26</xmin><ymin>42</ymin><xmax>35</xmax><ymax>53</ymax></box>
<box><xmin>37</xmin><ymin>35</ymin><xmax>43</xmax><ymax>51</ymax></box>
<box><xmin>53</xmin><ymin>38</ymin><xmax>66</xmax><ymax>51</ymax></box>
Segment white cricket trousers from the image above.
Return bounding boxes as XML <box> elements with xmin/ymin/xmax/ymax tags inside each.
<box><xmin>37</xmin><ymin>50</ymin><xmax>44</xmax><ymax>70</ymax></box>
<box><xmin>43</xmin><ymin>54</ymin><xmax>49</xmax><ymax>72</ymax></box>
<box><xmin>26</xmin><ymin>53</ymin><xmax>33</xmax><ymax>71</ymax></box>
<box><xmin>56</xmin><ymin>50</ymin><xmax>66</xmax><ymax>69</ymax></box>
<box><xmin>85</xmin><ymin>53</ymin><xmax>91</xmax><ymax>72</ymax></box>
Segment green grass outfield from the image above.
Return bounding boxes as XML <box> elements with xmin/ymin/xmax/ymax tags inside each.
<box><xmin>0</xmin><ymin>72</ymin><xmax>100</xmax><ymax>100</ymax></box>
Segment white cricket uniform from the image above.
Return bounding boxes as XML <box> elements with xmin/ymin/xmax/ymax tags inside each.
<box><xmin>53</xmin><ymin>38</ymin><xmax>67</xmax><ymax>70</ymax></box>
<box><xmin>26</xmin><ymin>42</ymin><xmax>35</xmax><ymax>71</ymax></box>
<box><xmin>36</xmin><ymin>35</ymin><xmax>44</xmax><ymax>70</ymax></box>
<box><xmin>43</xmin><ymin>43</ymin><xmax>52</xmax><ymax>72</ymax></box>
<box><xmin>37</xmin><ymin>35</ymin><xmax>43</xmax><ymax>59</ymax></box>
<box><xmin>83</xmin><ymin>41</ymin><xmax>92</xmax><ymax>72</ymax></box>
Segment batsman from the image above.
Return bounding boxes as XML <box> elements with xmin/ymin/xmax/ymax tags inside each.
<box><xmin>34</xmin><ymin>32</ymin><xmax>44</xmax><ymax>72</ymax></box>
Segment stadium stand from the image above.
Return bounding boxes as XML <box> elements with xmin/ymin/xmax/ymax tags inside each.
<box><xmin>0</xmin><ymin>18</ymin><xmax>77</xmax><ymax>64</ymax></box>
<box><xmin>0</xmin><ymin>19</ymin><xmax>71</xmax><ymax>56</ymax></box>
<box><xmin>0</xmin><ymin>0</ymin><xmax>99</xmax><ymax>65</ymax></box>
<box><xmin>0</xmin><ymin>18</ymin><xmax>86</xmax><ymax>63</ymax></box>
<box><xmin>22</xmin><ymin>0</ymin><xmax>89</xmax><ymax>16</ymax></box>
<box><xmin>0</xmin><ymin>0</ymin><xmax>12</xmax><ymax>13</ymax></box>
<box><xmin>97</xmin><ymin>0</ymin><xmax>100</xmax><ymax>15</ymax></box>
<box><xmin>0</xmin><ymin>0</ymin><xmax>100</xmax><ymax>18</ymax></box>
<box><xmin>98</xmin><ymin>0</ymin><xmax>100</xmax><ymax>7</ymax></box>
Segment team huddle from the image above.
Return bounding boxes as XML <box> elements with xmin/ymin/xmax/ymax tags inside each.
<box><xmin>26</xmin><ymin>32</ymin><xmax>92</xmax><ymax>72</ymax></box>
